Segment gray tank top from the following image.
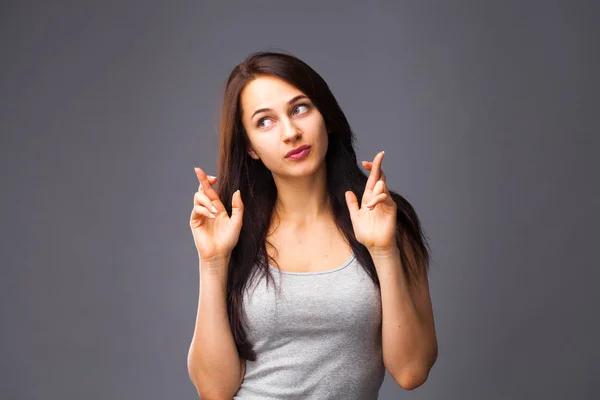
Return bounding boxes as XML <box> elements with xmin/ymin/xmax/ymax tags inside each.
<box><xmin>233</xmin><ymin>253</ymin><xmax>385</xmax><ymax>399</ymax></box>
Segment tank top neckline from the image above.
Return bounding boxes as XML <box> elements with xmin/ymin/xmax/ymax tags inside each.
<box><xmin>268</xmin><ymin>252</ymin><xmax>356</xmax><ymax>276</ymax></box>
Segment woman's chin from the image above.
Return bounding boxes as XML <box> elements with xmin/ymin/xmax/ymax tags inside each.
<box><xmin>284</xmin><ymin>163</ymin><xmax>326</xmax><ymax>180</ymax></box>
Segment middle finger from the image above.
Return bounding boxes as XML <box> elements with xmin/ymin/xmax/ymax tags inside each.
<box><xmin>194</xmin><ymin>191</ymin><xmax>218</xmax><ymax>213</ymax></box>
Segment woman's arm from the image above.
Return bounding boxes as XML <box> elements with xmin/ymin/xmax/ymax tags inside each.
<box><xmin>187</xmin><ymin>255</ymin><xmax>245</xmax><ymax>399</ymax></box>
<box><xmin>370</xmin><ymin>245</ymin><xmax>438</xmax><ymax>391</ymax></box>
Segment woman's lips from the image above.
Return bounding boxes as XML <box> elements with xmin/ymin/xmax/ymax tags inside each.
<box><xmin>286</xmin><ymin>146</ymin><xmax>311</xmax><ymax>160</ymax></box>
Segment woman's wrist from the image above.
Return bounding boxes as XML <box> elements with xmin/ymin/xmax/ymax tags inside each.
<box><xmin>367</xmin><ymin>245</ymin><xmax>400</xmax><ymax>261</ymax></box>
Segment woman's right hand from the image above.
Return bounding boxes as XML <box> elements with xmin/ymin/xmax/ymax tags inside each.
<box><xmin>190</xmin><ymin>167</ymin><xmax>244</xmax><ymax>263</ymax></box>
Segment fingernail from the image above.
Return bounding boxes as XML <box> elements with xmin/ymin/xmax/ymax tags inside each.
<box><xmin>210</xmin><ymin>205</ymin><xmax>218</xmax><ymax>213</ymax></box>
<box><xmin>208</xmin><ymin>175</ymin><xmax>216</xmax><ymax>179</ymax></box>
<box><xmin>209</xmin><ymin>213</ymin><xmax>216</xmax><ymax>219</ymax></box>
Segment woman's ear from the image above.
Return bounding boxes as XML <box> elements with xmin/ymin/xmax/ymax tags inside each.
<box><xmin>247</xmin><ymin>146</ymin><xmax>260</xmax><ymax>160</ymax></box>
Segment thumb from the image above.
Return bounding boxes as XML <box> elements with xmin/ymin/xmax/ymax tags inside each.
<box><xmin>345</xmin><ymin>190</ymin><xmax>359</xmax><ymax>218</ymax></box>
<box><xmin>230</xmin><ymin>189</ymin><xmax>244</xmax><ymax>224</ymax></box>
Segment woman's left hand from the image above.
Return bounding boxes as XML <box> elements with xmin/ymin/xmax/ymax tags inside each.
<box><xmin>345</xmin><ymin>151</ymin><xmax>397</xmax><ymax>251</ymax></box>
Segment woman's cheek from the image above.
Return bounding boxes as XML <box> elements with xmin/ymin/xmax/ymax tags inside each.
<box><xmin>260</xmin><ymin>149</ymin><xmax>282</xmax><ymax>171</ymax></box>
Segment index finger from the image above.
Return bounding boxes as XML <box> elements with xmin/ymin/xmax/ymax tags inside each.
<box><xmin>365</xmin><ymin>151</ymin><xmax>385</xmax><ymax>192</ymax></box>
<box><xmin>198</xmin><ymin>175</ymin><xmax>217</xmax><ymax>191</ymax></box>
<box><xmin>194</xmin><ymin>168</ymin><xmax>225</xmax><ymax>210</ymax></box>
<box><xmin>361</xmin><ymin>161</ymin><xmax>386</xmax><ymax>183</ymax></box>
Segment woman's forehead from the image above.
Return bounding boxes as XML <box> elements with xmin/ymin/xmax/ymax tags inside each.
<box><xmin>240</xmin><ymin>76</ymin><xmax>306</xmax><ymax>115</ymax></box>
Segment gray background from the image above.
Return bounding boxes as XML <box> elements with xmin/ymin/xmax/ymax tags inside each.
<box><xmin>1</xmin><ymin>1</ymin><xmax>598</xmax><ymax>399</ymax></box>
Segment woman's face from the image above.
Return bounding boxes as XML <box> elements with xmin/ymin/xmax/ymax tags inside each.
<box><xmin>240</xmin><ymin>75</ymin><xmax>329</xmax><ymax>179</ymax></box>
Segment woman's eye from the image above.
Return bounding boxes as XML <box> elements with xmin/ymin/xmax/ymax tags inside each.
<box><xmin>257</xmin><ymin>104</ymin><xmax>309</xmax><ymax>128</ymax></box>
<box><xmin>293</xmin><ymin>104</ymin><xmax>309</xmax><ymax>115</ymax></box>
<box><xmin>258</xmin><ymin>118</ymin><xmax>272</xmax><ymax>128</ymax></box>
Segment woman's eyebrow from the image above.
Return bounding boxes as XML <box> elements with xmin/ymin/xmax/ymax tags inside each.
<box><xmin>251</xmin><ymin>95</ymin><xmax>309</xmax><ymax>119</ymax></box>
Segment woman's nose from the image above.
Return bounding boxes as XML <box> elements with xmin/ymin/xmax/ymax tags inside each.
<box><xmin>282</xmin><ymin>119</ymin><xmax>302</xmax><ymax>141</ymax></box>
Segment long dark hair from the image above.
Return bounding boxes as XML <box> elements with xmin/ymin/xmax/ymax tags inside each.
<box><xmin>215</xmin><ymin>51</ymin><xmax>430</xmax><ymax>361</ymax></box>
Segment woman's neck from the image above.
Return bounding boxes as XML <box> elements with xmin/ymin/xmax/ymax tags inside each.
<box><xmin>271</xmin><ymin>168</ymin><xmax>332</xmax><ymax>230</ymax></box>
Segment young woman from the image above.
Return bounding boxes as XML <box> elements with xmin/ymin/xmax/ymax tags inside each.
<box><xmin>187</xmin><ymin>51</ymin><xmax>438</xmax><ymax>399</ymax></box>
